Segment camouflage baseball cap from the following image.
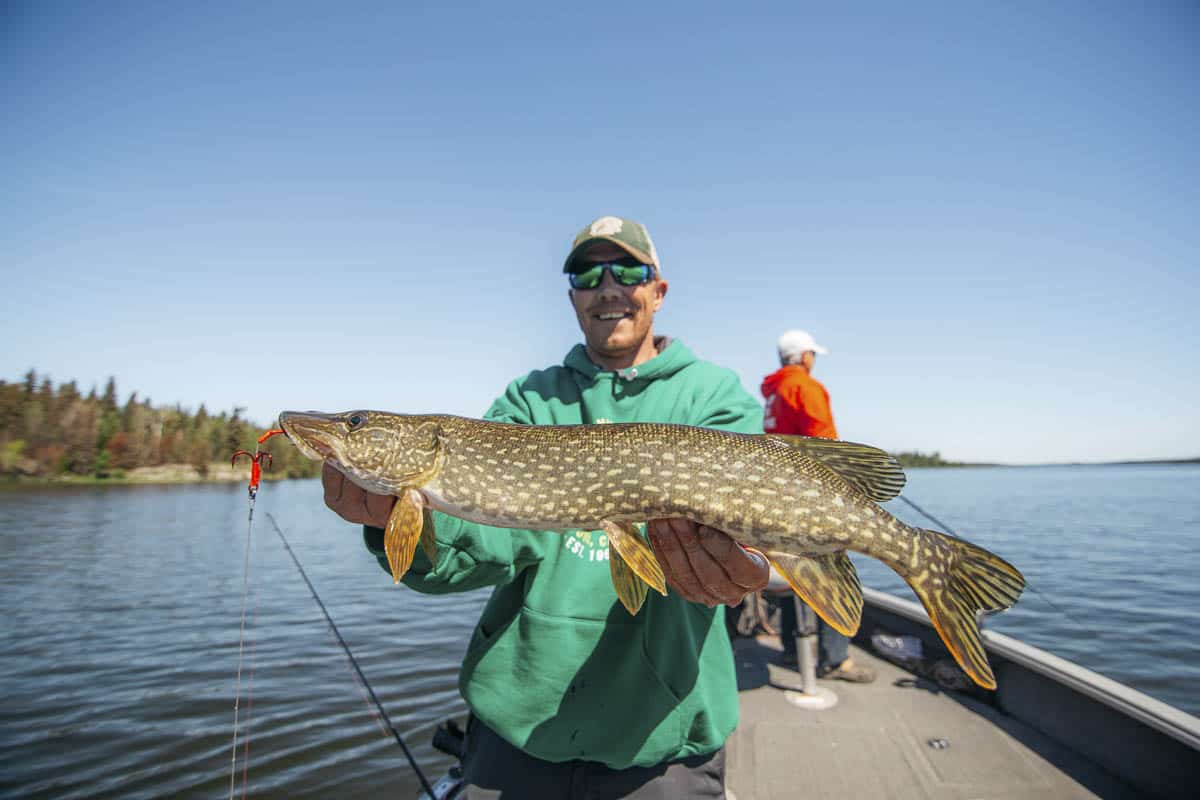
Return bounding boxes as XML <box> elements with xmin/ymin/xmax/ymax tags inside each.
<box><xmin>562</xmin><ymin>215</ymin><xmax>662</xmax><ymax>276</ymax></box>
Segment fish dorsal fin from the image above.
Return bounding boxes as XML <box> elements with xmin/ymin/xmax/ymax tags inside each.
<box><xmin>764</xmin><ymin>435</ymin><xmax>906</xmax><ymax>502</ymax></box>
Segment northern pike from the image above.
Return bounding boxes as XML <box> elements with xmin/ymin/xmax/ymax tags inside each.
<box><xmin>279</xmin><ymin>410</ymin><xmax>1024</xmax><ymax>689</ymax></box>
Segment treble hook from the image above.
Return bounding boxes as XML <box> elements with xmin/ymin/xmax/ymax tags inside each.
<box><xmin>232</xmin><ymin>428</ymin><xmax>286</xmax><ymax>500</ymax></box>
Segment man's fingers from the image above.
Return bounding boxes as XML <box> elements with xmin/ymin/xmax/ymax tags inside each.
<box><xmin>322</xmin><ymin>462</ymin><xmax>395</xmax><ymax>526</ymax></box>
<box><xmin>647</xmin><ymin>519</ymin><xmax>721</xmax><ymax>606</ymax></box>
<box><xmin>737</xmin><ymin>546</ymin><xmax>771</xmax><ymax>591</ymax></box>
<box><xmin>365</xmin><ymin>491</ymin><xmax>396</xmax><ymax>529</ymax></box>
<box><xmin>653</xmin><ymin>519</ymin><xmax>736</xmax><ymax>606</ymax></box>
<box><xmin>646</xmin><ymin>519</ymin><xmax>679</xmax><ymax>585</ymax></box>
<box><xmin>697</xmin><ymin>527</ymin><xmax>769</xmax><ymax>591</ymax></box>
<box><xmin>322</xmin><ymin>463</ymin><xmax>345</xmax><ymax>509</ymax></box>
<box><xmin>646</xmin><ymin>519</ymin><xmax>690</xmax><ymax>596</ymax></box>
<box><xmin>646</xmin><ymin>519</ymin><xmax>768</xmax><ymax>606</ymax></box>
<box><xmin>684</xmin><ymin>526</ymin><xmax>749</xmax><ymax>605</ymax></box>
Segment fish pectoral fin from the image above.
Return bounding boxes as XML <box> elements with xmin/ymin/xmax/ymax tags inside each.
<box><xmin>419</xmin><ymin>508</ymin><xmax>438</xmax><ymax>568</ymax></box>
<box><xmin>767</xmin><ymin>551</ymin><xmax>863</xmax><ymax>636</ymax></box>
<box><xmin>610</xmin><ymin>548</ymin><xmax>649</xmax><ymax>615</ymax></box>
<box><xmin>602</xmin><ymin>520</ymin><xmax>668</xmax><ymax>604</ymax></box>
<box><xmin>763</xmin><ymin>435</ymin><xmax>906</xmax><ymax>502</ymax></box>
<box><xmin>383</xmin><ymin>489</ymin><xmax>425</xmax><ymax>584</ymax></box>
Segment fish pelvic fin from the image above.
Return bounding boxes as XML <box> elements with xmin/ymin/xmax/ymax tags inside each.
<box><xmin>383</xmin><ymin>489</ymin><xmax>426</xmax><ymax>584</ymax></box>
<box><xmin>767</xmin><ymin>551</ymin><xmax>863</xmax><ymax>636</ymax></box>
<box><xmin>602</xmin><ymin>520</ymin><xmax>667</xmax><ymax>615</ymax></box>
<box><xmin>905</xmin><ymin>530</ymin><xmax>1025</xmax><ymax>690</ymax></box>
<box><xmin>610</xmin><ymin>545</ymin><xmax>649</xmax><ymax>615</ymax></box>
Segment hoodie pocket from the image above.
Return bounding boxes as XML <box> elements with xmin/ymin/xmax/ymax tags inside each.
<box><xmin>462</xmin><ymin>604</ymin><xmax>687</xmax><ymax>767</ymax></box>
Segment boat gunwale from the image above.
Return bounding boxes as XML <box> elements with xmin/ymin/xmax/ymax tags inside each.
<box><xmin>861</xmin><ymin>586</ymin><xmax>1200</xmax><ymax>751</ymax></box>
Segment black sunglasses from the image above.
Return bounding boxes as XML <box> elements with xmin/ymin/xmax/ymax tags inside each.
<box><xmin>568</xmin><ymin>262</ymin><xmax>655</xmax><ymax>290</ymax></box>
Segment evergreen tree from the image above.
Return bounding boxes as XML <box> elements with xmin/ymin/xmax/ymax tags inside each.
<box><xmin>225</xmin><ymin>408</ymin><xmax>248</xmax><ymax>455</ymax></box>
<box><xmin>0</xmin><ymin>381</ymin><xmax>23</xmax><ymax>437</ymax></box>
<box><xmin>189</xmin><ymin>438</ymin><xmax>212</xmax><ymax>477</ymax></box>
<box><xmin>101</xmin><ymin>377</ymin><xmax>118</xmax><ymax>412</ymax></box>
<box><xmin>68</xmin><ymin>403</ymin><xmax>98</xmax><ymax>475</ymax></box>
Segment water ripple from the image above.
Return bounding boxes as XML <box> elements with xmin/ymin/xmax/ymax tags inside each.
<box><xmin>1</xmin><ymin>467</ymin><xmax>1196</xmax><ymax>796</ymax></box>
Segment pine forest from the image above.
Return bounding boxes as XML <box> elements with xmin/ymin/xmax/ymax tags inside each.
<box><xmin>0</xmin><ymin>370</ymin><xmax>318</xmax><ymax>482</ymax></box>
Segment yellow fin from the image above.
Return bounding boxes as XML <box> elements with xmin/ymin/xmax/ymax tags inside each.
<box><xmin>767</xmin><ymin>551</ymin><xmax>863</xmax><ymax>636</ymax></box>
<box><xmin>903</xmin><ymin>529</ymin><xmax>1025</xmax><ymax>690</ymax></box>
<box><xmin>384</xmin><ymin>489</ymin><xmax>425</xmax><ymax>584</ymax></box>
<box><xmin>610</xmin><ymin>547</ymin><xmax>648</xmax><ymax>615</ymax></box>
<box><xmin>602</xmin><ymin>520</ymin><xmax>667</xmax><ymax>604</ymax></box>
<box><xmin>419</xmin><ymin>508</ymin><xmax>438</xmax><ymax>568</ymax></box>
<box><xmin>764</xmin><ymin>435</ymin><xmax>906</xmax><ymax>502</ymax></box>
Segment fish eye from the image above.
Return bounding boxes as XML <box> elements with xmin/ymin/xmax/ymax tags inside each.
<box><xmin>347</xmin><ymin>413</ymin><xmax>367</xmax><ymax>430</ymax></box>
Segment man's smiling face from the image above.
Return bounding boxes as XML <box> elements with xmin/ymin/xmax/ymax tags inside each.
<box><xmin>567</xmin><ymin>241</ymin><xmax>667</xmax><ymax>371</ymax></box>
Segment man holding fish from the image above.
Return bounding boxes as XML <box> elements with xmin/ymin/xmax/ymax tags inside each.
<box><xmin>298</xmin><ymin>215</ymin><xmax>1024</xmax><ymax>798</ymax></box>
<box><xmin>321</xmin><ymin>215</ymin><xmax>770</xmax><ymax>797</ymax></box>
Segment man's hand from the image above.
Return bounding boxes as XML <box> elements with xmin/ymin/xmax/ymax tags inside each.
<box><xmin>322</xmin><ymin>462</ymin><xmax>395</xmax><ymax>528</ymax></box>
<box><xmin>646</xmin><ymin>518</ymin><xmax>770</xmax><ymax>607</ymax></box>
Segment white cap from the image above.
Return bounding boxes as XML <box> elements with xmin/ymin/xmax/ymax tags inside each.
<box><xmin>777</xmin><ymin>329</ymin><xmax>829</xmax><ymax>361</ymax></box>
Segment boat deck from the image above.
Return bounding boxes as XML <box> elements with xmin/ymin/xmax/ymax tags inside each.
<box><xmin>725</xmin><ymin>635</ymin><xmax>1139</xmax><ymax>800</ymax></box>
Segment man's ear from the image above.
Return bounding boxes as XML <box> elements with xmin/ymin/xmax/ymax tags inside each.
<box><xmin>652</xmin><ymin>279</ymin><xmax>668</xmax><ymax>311</ymax></box>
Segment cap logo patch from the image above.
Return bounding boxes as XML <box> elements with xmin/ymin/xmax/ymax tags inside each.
<box><xmin>590</xmin><ymin>216</ymin><xmax>624</xmax><ymax>236</ymax></box>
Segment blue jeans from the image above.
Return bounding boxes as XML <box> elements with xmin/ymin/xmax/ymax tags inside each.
<box><xmin>779</xmin><ymin>596</ymin><xmax>849</xmax><ymax>671</ymax></box>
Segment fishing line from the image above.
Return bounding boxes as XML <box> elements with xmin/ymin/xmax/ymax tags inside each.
<box><xmin>895</xmin><ymin>495</ymin><xmax>956</xmax><ymax>539</ymax></box>
<box><xmin>227</xmin><ymin>429</ymin><xmax>283</xmax><ymax>798</ymax></box>
<box><xmin>230</xmin><ymin>493</ymin><xmax>259</xmax><ymax>799</ymax></box>
<box><xmin>897</xmin><ymin>494</ymin><xmax>1087</xmax><ymax>632</ymax></box>
<box><xmin>265</xmin><ymin>512</ymin><xmax>437</xmax><ymax>798</ymax></box>
<box><xmin>238</xmin><ymin>564</ymin><xmax>261</xmax><ymax>797</ymax></box>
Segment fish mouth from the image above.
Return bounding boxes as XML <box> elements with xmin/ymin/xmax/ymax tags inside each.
<box><xmin>278</xmin><ymin>411</ymin><xmax>342</xmax><ymax>462</ymax></box>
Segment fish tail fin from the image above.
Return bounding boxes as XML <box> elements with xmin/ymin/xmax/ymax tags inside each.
<box><xmin>903</xmin><ymin>530</ymin><xmax>1025</xmax><ymax>690</ymax></box>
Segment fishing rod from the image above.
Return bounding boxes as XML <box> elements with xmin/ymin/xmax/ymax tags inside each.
<box><xmin>895</xmin><ymin>496</ymin><xmax>956</xmax><ymax>540</ymax></box>
<box><xmin>264</xmin><ymin>511</ymin><xmax>437</xmax><ymax>799</ymax></box>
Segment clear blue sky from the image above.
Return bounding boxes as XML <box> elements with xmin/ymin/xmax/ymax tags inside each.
<box><xmin>2</xmin><ymin>2</ymin><xmax>1197</xmax><ymax>464</ymax></box>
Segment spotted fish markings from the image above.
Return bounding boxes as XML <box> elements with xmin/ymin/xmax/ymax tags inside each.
<box><xmin>279</xmin><ymin>411</ymin><xmax>1025</xmax><ymax>689</ymax></box>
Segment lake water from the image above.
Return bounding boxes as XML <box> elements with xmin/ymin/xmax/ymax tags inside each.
<box><xmin>1</xmin><ymin>465</ymin><xmax>1197</xmax><ymax>798</ymax></box>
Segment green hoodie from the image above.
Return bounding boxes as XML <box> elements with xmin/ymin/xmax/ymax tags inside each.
<box><xmin>363</xmin><ymin>338</ymin><xmax>763</xmax><ymax>768</ymax></box>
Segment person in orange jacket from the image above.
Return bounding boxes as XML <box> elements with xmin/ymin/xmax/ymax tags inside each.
<box><xmin>761</xmin><ymin>329</ymin><xmax>876</xmax><ymax>682</ymax></box>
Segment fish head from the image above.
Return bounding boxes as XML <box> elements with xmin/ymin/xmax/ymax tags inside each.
<box><xmin>278</xmin><ymin>410</ymin><xmax>442</xmax><ymax>495</ymax></box>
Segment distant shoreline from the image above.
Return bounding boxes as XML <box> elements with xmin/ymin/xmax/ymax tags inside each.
<box><xmin>3</xmin><ymin>456</ymin><xmax>1195</xmax><ymax>491</ymax></box>
<box><xmin>0</xmin><ymin>461</ymin><xmax>306</xmax><ymax>488</ymax></box>
<box><xmin>906</xmin><ymin>457</ymin><xmax>1199</xmax><ymax>469</ymax></box>
<box><xmin>1030</xmin><ymin>457</ymin><xmax>1200</xmax><ymax>467</ymax></box>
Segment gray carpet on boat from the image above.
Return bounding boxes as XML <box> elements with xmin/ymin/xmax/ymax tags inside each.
<box><xmin>725</xmin><ymin>637</ymin><xmax>1140</xmax><ymax>800</ymax></box>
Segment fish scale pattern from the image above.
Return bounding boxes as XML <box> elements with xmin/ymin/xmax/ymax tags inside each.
<box><xmin>279</xmin><ymin>410</ymin><xmax>1025</xmax><ymax>689</ymax></box>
